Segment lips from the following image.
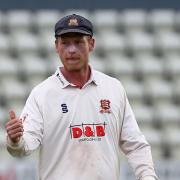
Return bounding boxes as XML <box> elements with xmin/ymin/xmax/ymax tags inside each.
<box><xmin>66</xmin><ymin>58</ymin><xmax>80</xmax><ymax>65</ymax></box>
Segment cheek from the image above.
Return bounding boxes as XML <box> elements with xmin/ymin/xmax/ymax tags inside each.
<box><xmin>56</xmin><ymin>46</ymin><xmax>64</xmax><ymax>56</ymax></box>
<box><xmin>81</xmin><ymin>44</ymin><xmax>89</xmax><ymax>54</ymax></box>
<box><xmin>56</xmin><ymin>48</ymin><xmax>64</xmax><ymax>61</ymax></box>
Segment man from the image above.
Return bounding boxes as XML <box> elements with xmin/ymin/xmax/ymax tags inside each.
<box><xmin>6</xmin><ymin>14</ymin><xmax>158</xmax><ymax>180</ymax></box>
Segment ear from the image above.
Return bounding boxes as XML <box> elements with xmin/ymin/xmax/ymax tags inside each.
<box><xmin>55</xmin><ymin>39</ymin><xmax>59</xmax><ymax>53</ymax></box>
<box><xmin>89</xmin><ymin>37</ymin><xmax>95</xmax><ymax>52</ymax></box>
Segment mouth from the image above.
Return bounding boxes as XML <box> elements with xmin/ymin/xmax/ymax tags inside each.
<box><xmin>66</xmin><ymin>58</ymin><xmax>80</xmax><ymax>65</ymax></box>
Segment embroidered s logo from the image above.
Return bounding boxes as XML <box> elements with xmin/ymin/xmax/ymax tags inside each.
<box><xmin>61</xmin><ymin>104</ymin><xmax>68</xmax><ymax>113</ymax></box>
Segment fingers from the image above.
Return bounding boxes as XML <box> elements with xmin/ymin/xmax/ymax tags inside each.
<box><xmin>6</xmin><ymin>121</ymin><xmax>23</xmax><ymax>131</ymax></box>
<box><xmin>6</xmin><ymin>110</ymin><xmax>24</xmax><ymax>143</ymax></box>
<box><xmin>9</xmin><ymin>111</ymin><xmax>16</xmax><ymax>120</ymax></box>
<box><xmin>6</xmin><ymin>124</ymin><xmax>24</xmax><ymax>143</ymax></box>
<box><xmin>8</xmin><ymin>131</ymin><xmax>23</xmax><ymax>141</ymax></box>
<box><xmin>8</xmin><ymin>127</ymin><xmax>24</xmax><ymax>135</ymax></box>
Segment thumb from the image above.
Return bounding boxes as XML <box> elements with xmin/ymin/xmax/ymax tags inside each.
<box><xmin>9</xmin><ymin>110</ymin><xmax>16</xmax><ymax>120</ymax></box>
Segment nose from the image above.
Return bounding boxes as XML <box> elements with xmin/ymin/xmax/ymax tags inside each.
<box><xmin>67</xmin><ymin>44</ymin><xmax>77</xmax><ymax>54</ymax></box>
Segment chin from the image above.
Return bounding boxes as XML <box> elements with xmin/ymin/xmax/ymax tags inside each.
<box><xmin>66</xmin><ymin>65</ymin><xmax>82</xmax><ymax>72</ymax></box>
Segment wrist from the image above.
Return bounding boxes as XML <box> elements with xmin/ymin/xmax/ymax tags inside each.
<box><xmin>6</xmin><ymin>136</ymin><xmax>24</xmax><ymax>148</ymax></box>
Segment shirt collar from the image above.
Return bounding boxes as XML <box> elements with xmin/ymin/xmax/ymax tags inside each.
<box><xmin>55</xmin><ymin>66</ymin><xmax>99</xmax><ymax>89</ymax></box>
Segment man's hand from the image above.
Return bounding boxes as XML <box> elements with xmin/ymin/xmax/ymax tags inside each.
<box><xmin>6</xmin><ymin>111</ymin><xmax>24</xmax><ymax>143</ymax></box>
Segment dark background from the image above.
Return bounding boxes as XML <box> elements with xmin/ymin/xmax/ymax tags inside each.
<box><xmin>0</xmin><ymin>0</ymin><xmax>180</xmax><ymax>10</ymax></box>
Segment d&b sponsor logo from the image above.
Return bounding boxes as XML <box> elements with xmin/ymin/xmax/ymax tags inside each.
<box><xmin>69</xmin><ymin>122</ymin><xmax>107</xmax><ymax>142</ymax></box>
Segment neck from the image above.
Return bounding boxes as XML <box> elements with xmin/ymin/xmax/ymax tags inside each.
<box><xmin>60</xmin><ymin>66</ymin><xmax>91</xmax><ymax>88</ymax></box>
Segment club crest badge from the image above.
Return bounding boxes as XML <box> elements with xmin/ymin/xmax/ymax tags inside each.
<box><xmin>100</xmin><ymin>99</ymin><xmax>111</xmax><ymax>114</ymax></box>
<box><xmin>68</xmin><ymin>18</ymin><xmax>79</xmax><ymax>26</ymax></box>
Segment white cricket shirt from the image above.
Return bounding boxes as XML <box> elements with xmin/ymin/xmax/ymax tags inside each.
<box><xmin>7</xmin><ymin>67</ymin><xmax>158</xmax><ymax>180</ymax></box>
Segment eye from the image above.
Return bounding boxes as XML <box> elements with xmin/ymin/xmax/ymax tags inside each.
<box><xmin>75</xmin><ymin>39</ymin><xmax>84</xmax><ymax>45</ymax></box>
<box><xmin>61</xmin><ymin>40</ymin><xmax>67</xmax><ymax>45</ymax></box>
<box><xmin>74</xmin><ymin>39</ymin><xmax>80</xmax><ymax>44</ymax></box>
